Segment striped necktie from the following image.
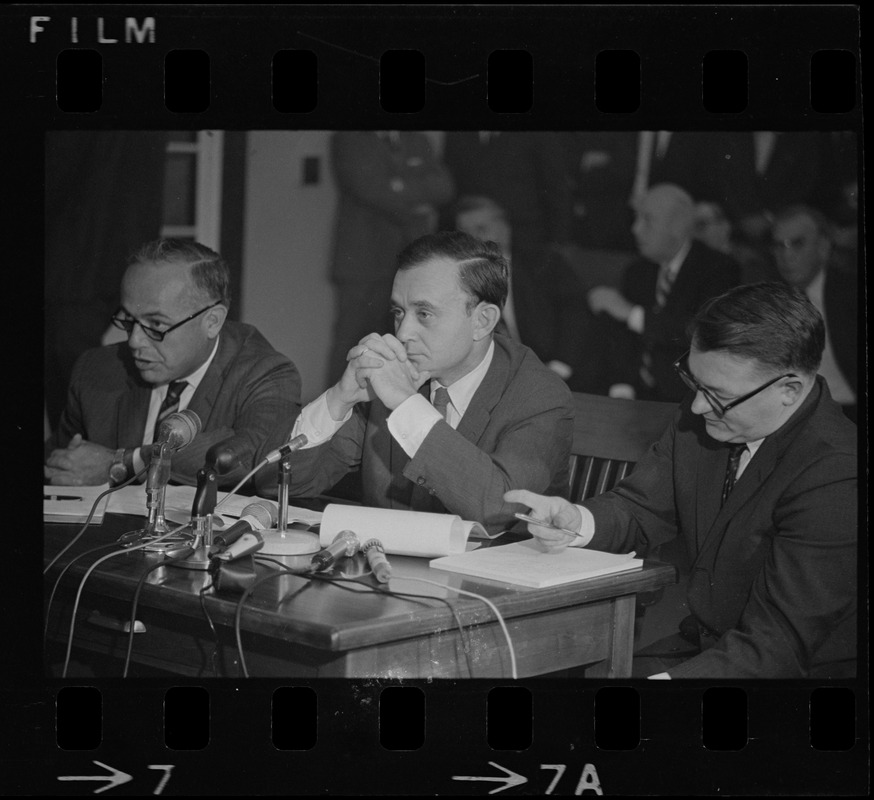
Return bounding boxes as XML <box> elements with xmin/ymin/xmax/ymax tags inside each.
<box><xmin>153</xmin><ymin>380</ymin><xmax>188</xmax><ymax>443</ymax></box>
<box><xmin>432</xmin><ymin>386</ymin><xmax>451</xmax><ymax>421</ymax></box>
<box><xmin>721</xmin><ymin>443</ymin><xmax>748</xmax><ymax>506</ymax></box>
<box><xmin>655</xmin><ymin>263</ymin><xmax>675</xmax><ymax>307</ymax></box>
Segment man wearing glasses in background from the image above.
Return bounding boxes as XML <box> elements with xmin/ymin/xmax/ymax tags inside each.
<box><xmin>507</xmin><ymin>282</ymin><xmax>857</xmax><ymax>679</ymax></box>
<box><xmin>44</xmin><ymin>239</ymin><xmax>302</xmax><ymax>489</ymax></box>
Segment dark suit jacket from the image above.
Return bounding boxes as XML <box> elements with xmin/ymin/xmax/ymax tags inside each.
<box><xmin>619</xmin><ymin>240</ymin><xmax>741</xmax><ymax>400</ymax></box>
<box><xmin>509</xmin><ymin>245</ymin><xmax>589</xmax><ymax>381</ymax></box>
<box><xmin>442</xmin><ymin>132</ymin><xmax>573</xmax><ymax>253</ymax></box>
<box><xmin>330</xmin><ymin>131</ymin><xmax>454</xmax><ymax>284</ymax></box>
<box><xmin>823</xmin><ymin>263</ymin><xmax>859</xmax><ymax>396</ymax></box>
<box><xmin>714</xmin><ymin>132</ymin><xmax>823</xmax><ymax>222</ymax></box>
<box><xmin>585</xmin><ymin>377</ymin><xmax>857</xmax><ymax>678</ymax></box>
<box><xmin>51</xmin><ymin>321</ymin><xmax>302</xmax><ymax>488</ymax></box>
<box><xmin>281</xmin><ymin>334</ymin><xmax>574</xmax><ymax>535</ymax></box>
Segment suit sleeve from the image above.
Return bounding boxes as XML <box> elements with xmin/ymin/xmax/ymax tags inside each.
<box><xmin>258</xmin><ymin>405</ymin><xmax>368</xmax><ymax>500</ymax></box>
<box><xmin>169</xmin><ymin>355</ymin><xmax>302</xmax><ymax>488</ymax></box>
<box><xmin>583</xmin><ymin>412</ymin><xmax>681</xmax><ymax>558</ymax></box>
<box><xmin>331</xmin><ymin>132</ymin><xmax>454</xmax><ymax>225</ymax></box>
<box><xmin>401</xmin><ymin>385</ymin><xmax>574</xmax><ymax>534</ymax></box>
<box><xmin>668</xmin><ymin>452</ymin><xmax>857</xmax><ymax>678</ymax></box>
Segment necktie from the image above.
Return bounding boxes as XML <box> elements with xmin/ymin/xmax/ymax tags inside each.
<box><xmin>153</xmin><ymin>380</ymin><xmax>188</xmax><ymax>443</ymax></box>
<box><xmin>721</xmin><ymin>443</ymin><xmax>747</xmax><ymax>506</ymax></box>
<box><xmin>432</xmin><ymin>386</ymin><xmax>451</xmax><ymax>421</ymax></box>
<box><xmin>655</xmin><ymin>263</ymin><xmax>675</xmax><ymax>307</ymax></box>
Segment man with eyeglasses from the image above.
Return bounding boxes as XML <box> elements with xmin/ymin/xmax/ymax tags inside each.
<box><xmin>507</xmin><ymin>282</ymin><xmax>857</xmax><ymax>679</ymax></box>
<box><xmin>771</xmin><ymin>204</ymin><xmax>858</xmax><ymax>422</ymax></box>
<box><xmin>45</xmin><ymin>239</ymin><xmax>302</xmax><ymax>489</ymax></box>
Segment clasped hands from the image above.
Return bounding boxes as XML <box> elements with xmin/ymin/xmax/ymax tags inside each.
<box><xmin>45</xmin><ymin>433</ymin><xmax>115</xmax><ymax>486</ymax></box>
<box><xmin>327</xmin><ymin>333</ymin><xmax>431</xmax><ymax>420</ymax></box>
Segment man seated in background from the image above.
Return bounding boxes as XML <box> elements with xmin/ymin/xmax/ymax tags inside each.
<box><xmin>507</xmin><ymin>282</ymin><xmax>857</xmax><ymax>679</ymax></box>
<box><xmin>771</xmin><ymin>204</ymin><xmax>858</xmax><ymax>422</ymax></box>
<box><xmin>454</xmin><ymin>195</ymin><xmax>597</xmax><ymax>392</ymax></box>
<box><xmin>45</xmin><ymin>239</ymin><xmax>302</xmax><ymax>489</ymax></box>
<box><xmin>275</xmin><ymin>231</ymin><xmax>574</xmax><ymax>535</ymax></box>
<box><xmin>586</xmin><ymin>183</ymin><xmax>741</xmax><ymax>401</ymax></box>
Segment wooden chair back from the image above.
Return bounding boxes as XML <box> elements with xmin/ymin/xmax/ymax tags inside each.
<box><xmin>569</xmin><ymin>392</ymin><xmax>678</xmax><ymax>503</ymax></box>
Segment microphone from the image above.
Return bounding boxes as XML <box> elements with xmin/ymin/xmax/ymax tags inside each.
<box><xmin>215</xmin><ymin>530</ymin><xmax>264</xmax><ymax>561</ymax></box>
<box><xmin>147</xmin><ymin>410</ymin><xmax>203</xmax><ymax>493</ymax></box>
<box><xmin>265</xmin><ymin>433</ymin><xmax>308</xmax><ymax>464</ymax></box>
<box><xmin>311</xmin><ymin>529</ymin><xmax>359</xmax><ymax>572</ymax></box>
<box><xmin>361</xmin><ymin>539</ymin><xmax>392</xmax><ymax>583</ymax></box>
<box><xmin>156</xmin><ymin>409</ymin><xmax>202</xmax><ymax>451</ymax></box>
<box><xmin>192</xmin><ymin>439</ymin><xmax>242</xmax><ymax>518</ymax></box>
<box><xmin>210</xmin><ymin>500</ymin><xmax>278</xmax><ymax>554</ymax></box>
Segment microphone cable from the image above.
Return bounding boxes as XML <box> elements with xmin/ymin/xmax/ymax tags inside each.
<box><xmin>60</xmin><ymin>522</ymin><xmax>192</xmax><ymax>678</ymax></box>
<box><xmin>121</xmin><ymin>543</ymin><xmax>195</xmax><ymax>678</ymax></box>
<box><xmin>390</xmin><ymin>575</ymin><xmax>518</xmax><ymax>679</ymax></box>
<box><xmin>43</xmin><ymin>466</ymin><xmax>149</xmax><ymax>576</ymax></box>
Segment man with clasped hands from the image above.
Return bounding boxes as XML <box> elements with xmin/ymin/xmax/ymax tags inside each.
<box><xmin>508</xmin><ymin>282</ymin><xmax>857</xmax><ymax>679</ymax></box>
<box><xmin>277</xmin><ymin>231</ymin><xmax>574</xmax><ymax>535</ymax></box>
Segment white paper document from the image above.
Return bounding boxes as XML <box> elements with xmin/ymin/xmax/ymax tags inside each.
<box><xmin>429</xmin><ymin>539</ymin><xmax>643</xmax><ymax>588</ymax></box>
<box><xmin>43</xmin><ymin>484</ymin><xmax>111</xmax><ymax>524</ymax></box>
<box><xmin>319</xmin><ymin>504</ymin><xmax>487</xmax><ymax>558</ymax></box>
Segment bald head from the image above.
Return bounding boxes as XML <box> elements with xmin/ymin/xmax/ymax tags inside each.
<box><xmin>632</xmin><ymin>183</ymin><xmax>696</xmax><ymax>263</ymax></box>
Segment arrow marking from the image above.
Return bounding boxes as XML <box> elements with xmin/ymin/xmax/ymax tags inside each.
<box><xmin>58</xmin><ymin>761</ymin><xmax>133</xmax><ymax>794</ymax></box>
<box><xmin>453</xmin><ymin>761</ymin><xmax>528</xmax><ymax>794</ymax></box>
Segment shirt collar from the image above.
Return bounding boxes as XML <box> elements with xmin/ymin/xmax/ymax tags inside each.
<box><xmin>159</xmin><ymin>335</ymin><xmax>220</xmax><ymax>398</ymax></box>
<box><xmin>430</xmin><ymin>340</ymin><xmax>495</xmax><ymax>419</ymax></box>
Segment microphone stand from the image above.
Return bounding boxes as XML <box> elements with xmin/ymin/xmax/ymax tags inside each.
<box><xmin>119</xmin><ymin>442</ymin><xmax>189</xmax><ymax>554</ymax></box>
<box><xmin>260</xmin><ymin>454</ymin><xmax>320</xmax><ymax>560</ymax></box>
<box><xmin>167</xmin><ymin>462</ymin><xmax>219</xmax><ymax>571</ymax></box>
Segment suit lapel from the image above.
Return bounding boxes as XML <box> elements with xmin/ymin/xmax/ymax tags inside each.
<box><xmin>455</xmin><ymin>340</ymin><xmax>511</xmax><ymax>445</ymax></box>
<box><xmin>116</xmin><ymin>375</ymin><xmax>151</xmax><ymax>446</ymax></box>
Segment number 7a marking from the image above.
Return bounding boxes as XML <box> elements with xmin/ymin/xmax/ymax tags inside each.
<box><xmin>148</xmin><ymin>765</ymin><xmax>175</xmax><ymax>795</ymax></box>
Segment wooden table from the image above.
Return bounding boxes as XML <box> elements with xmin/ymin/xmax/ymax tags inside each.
<box><xmin>44</xmin><ymin>514</ymin><xmax>676</xmax><ymax>679</ymax></box>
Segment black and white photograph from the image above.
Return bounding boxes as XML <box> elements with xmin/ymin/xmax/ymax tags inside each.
<box><xmin>4</xmin><ymin>4</ymin><xmax>867</xmax><ymax>796</ymax></box>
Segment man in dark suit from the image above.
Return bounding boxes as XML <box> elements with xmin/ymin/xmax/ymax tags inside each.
<box><xmin>45</xmin><ymin>239</ymin><xmax>302</xmax><ymax>489</ymax></box>
<box><xmin>453</xmin><ymin>195</ymin><xmax>595</xmax><ymax>392</ymax></box>
<box><xmin>771</xmin><ymin>205</ymin><xmax>858</xmax><ymax>421</ymax></box>
<box><xmin>587</xmin><ymin>183</ymin><xmax>741</xmax><ymax>401</ymax></box>
<box><xmin>508</xmin><ymin>282</ymin><xmax>857</xmax><ymax>679</ymax></box>
<box><xmin>278</xmin><ymin>231</ymin><xmax>574</xmax><ymax>535</ymax></box>
<box><xmin>328</xmin><ymin>131</ymin><xmax>454</xmax><ymax>380</ymax></box>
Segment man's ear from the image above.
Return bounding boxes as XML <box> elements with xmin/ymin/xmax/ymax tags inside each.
<box><xmin>473</xmin><ymin>302</ymin><xmax>501</xmax><ymax>340</ymax></box>
<box><xmin>204</xmin><ymin>304</ymin><xmax>228</xmax><ymax>338</ymax></box>
<box><xmin>779</xmin><ymin>375</ymin><xmax>808</xmax><ymax>407</ymax></box>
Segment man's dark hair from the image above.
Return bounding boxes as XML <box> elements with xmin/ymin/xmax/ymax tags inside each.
<box><xmin>129</xmin><ymin>238</ymin><xmax>231</xmax><ymax>308</ymax></box>
<box><xmin>772</xmin><ymin>203</ymin><xmax>835</xmax><ymax>243</ymax></box>
<box><xmin>689</xmin><ymin>282</ymin><xmax>825</xmax><ymax>375</ymax></box>
<box><xmin>396</xmin><ymin>230</ymin><xmax>509</xmax><ymax>310</ymax></box>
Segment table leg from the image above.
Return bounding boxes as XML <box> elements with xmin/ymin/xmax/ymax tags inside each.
<box><xmin>586</xmin><ymin>595</ymin><xmax>636</xmax><ymax>678</ymax></box>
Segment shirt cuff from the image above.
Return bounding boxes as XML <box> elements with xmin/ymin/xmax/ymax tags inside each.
<box><xmin>627</xmin><ymin>305</ymin><xmax>645</xmax><ymax>334</ymax></box>
<box><xmin>569</xmin><ymin>505</ymin><xmax>596</xmax><ymax>547</ymax></box>
<box><xmin>132</xmin><ymin>447</ymin><xmax>145</xmax><ymax>475</ymax></box>
<box><xmin>387</xmin><ymin>393</ymin><xmax>442</xmax><ymax>458</ymax></box>
<box><xmin>292</xmin><ymin>393</ymin><xmax>352</xmax><ymax>447</ymax></box>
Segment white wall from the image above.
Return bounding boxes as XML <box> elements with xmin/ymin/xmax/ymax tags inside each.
<box><xmin>241</xmin><ymin>131</ymin><xmax>337</xmax><ymax>403</ymax></box>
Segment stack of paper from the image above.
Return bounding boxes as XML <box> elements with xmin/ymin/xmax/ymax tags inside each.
<box><xmin>319</xmin><ymin>504</ymin><xmax>487</xmax><ymax>558</ymax></box>
<box><xmin>429</xmin><ymin>539</ymin><xmax>643</xmax><ymax>588</ymax></box>
<box><xmin>44</xmin><ymin>484</ymin><xmax>111</xmax><ymax>524</ymax></box>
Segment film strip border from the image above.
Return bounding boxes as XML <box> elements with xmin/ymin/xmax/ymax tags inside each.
<box><xmin>7</xmin><ymin>682</ymin><xmax>867</xmax><ymax>794</ymax></box>
<box><xmin>1</xmin><ymin>5</ymin><xmax>862</xmax><ymax>126</ymax></box>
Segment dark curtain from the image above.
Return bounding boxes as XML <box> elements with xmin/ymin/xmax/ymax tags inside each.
<box><xmin>44</xmin><ymin>131</ymin><xmax>168</xmax><ymax>429</ymax></box>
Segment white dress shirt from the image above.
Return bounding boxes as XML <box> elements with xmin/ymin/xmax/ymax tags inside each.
<box><xmin>626</xmin><ymin>239</ymin><xmax>692</xmax><ymax>334</ymax></box>
<box><xmin>132</xmin><ymin>336</ymin><xmax>220</xmax><ymax>471</ymax></box>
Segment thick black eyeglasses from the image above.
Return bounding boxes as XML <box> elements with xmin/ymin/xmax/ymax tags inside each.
<box><xmin>673</xmin><ymin>350</ymin><xmax>796</xmax><ymax>417</ymax></box>
<box><xmin>111</xmin><ymin>301</ymin><xmax>221</xmax><ymax>342</ymax></box>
